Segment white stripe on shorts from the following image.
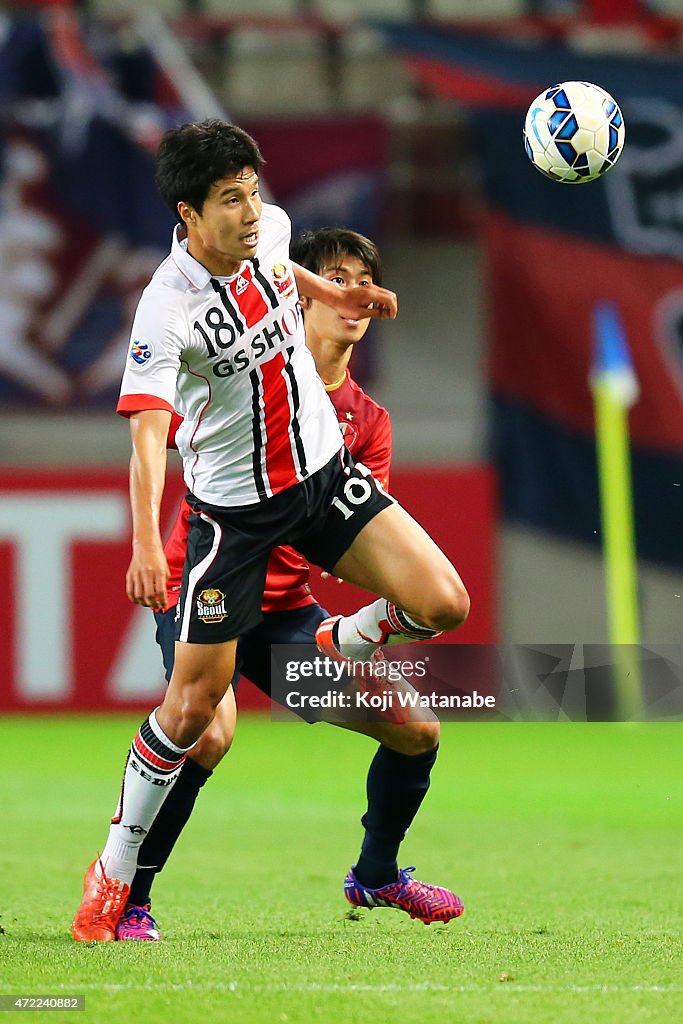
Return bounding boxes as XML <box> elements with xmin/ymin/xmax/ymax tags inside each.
<box><xmin>178</xmin><ymin>511</ymin><xmax>222</xmax><ymax>642</ymax></box>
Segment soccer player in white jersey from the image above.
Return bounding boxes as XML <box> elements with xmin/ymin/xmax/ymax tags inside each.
<box><xmin>71</xmin><ymin>120</ymin><xmax>470</xmax><ymax>941</ymax></box>
<box><xmin>115</xmin><ymin>229</ymin><xmax>463</xmax><ymax>940</ymax></box>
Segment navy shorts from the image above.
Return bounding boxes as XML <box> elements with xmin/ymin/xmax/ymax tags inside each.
<box><xmin>174</xmin><ymin>450</ymin><xmax>393</xmax><ymax>644</ymax></box>
<box><xmin>154</xmin><ymin>602</ymin><xmax>329</xmax><ymax>721</ymax></box>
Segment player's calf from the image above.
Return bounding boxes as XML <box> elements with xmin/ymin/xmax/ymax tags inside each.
<box><xmin>189</xmin><ymin>722</ymin><xmax>233</xmax><ymax>770</ymax></box>
<box><xmin>188</xmin><ymin>693</ymin><xmax>236</xmax><ymax>770</ymax></box>
<box><xmin>370</xmin><ymin>718</ymin><xmax>440</xmax><ymax>757</ymax></box>
<box><xmin>158</xmin><ymin>639</ymin><xmax>238</xmax><ymax>749</ymax></box>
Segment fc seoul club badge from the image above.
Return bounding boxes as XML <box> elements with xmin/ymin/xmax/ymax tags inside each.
<box><xmin>196</xmin><ymin>588</ymin><xmax>228</xmax><ymax>623</ymax></box>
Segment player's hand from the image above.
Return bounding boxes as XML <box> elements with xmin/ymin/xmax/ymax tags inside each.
<box><xmin>333</xmin><ymin>283</ymin><xmax>398</xmax><ymax>321</ymax></box>
<box><xmin>126</xmin><ymin>541</ymin><xmax>169</xmax><ymax>610</ymax></box>
<box><xmin>321</xmin><ymin>571</ymin><xmax>344</xmax><ymax>583</ymax></box>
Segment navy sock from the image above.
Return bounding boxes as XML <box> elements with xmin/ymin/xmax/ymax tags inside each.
<box><xmin>128</xmin><ymin>756</ymin><xmax>212</xmax><ymax>907</ymax></box>
<box><xmin>354</xmin><ymin>743</ymin><xmax>438</xmax><ymax>890</ymax></box>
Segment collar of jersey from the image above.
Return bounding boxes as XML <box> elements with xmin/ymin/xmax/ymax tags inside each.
<box><xmin>171</xmin><ymin>225</ymin><xmax>247</xmax><ymax>291</ymax></box>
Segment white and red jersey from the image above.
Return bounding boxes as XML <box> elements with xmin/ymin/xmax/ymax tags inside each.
<box><xmin>117</xmin><ymin>203</ymin><xmax>342</xmax><ymax>507</ymax></box>
<box><xmin>163</xmin><ymin>369</ymin><xmax>392</xmax><ymax>613</ymax></box>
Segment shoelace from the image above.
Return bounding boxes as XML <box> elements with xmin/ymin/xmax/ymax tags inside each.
<box><xmin>90</xmin><ymin>858</ymin><xmax>128</xmax><ymax>924</ymax></box>
<box><xmin>122</xmin><ymin>905</ymin><xmax>154</xmax><ymax>926</ymax></box>
<box><xmin>399</xmin><ymin>868</ymin><xmax>438</xmax><ymax>899</ymax></box>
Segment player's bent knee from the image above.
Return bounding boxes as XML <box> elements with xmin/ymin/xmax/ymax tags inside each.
<box><xmin>437</xmin><ymin>586</ymin><xmax>470</xmax><ymax>631</ymax></box>
<box><xmin>408</xmin><ymin>719</ymin><xmax>440</xmax><ymax>755</ymax></box>
<box><xmin>417</xmin><ymin>578</ymin><xmax>470</xmax><ymax>632</ymax></box>
<box><xmin>387</xmin><ymin>719</ymin><xmax>440</xmax><ymax>756</ymax></box>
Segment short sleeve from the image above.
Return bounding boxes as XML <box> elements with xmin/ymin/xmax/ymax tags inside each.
<box><xmin>257</xmin><ymin>204</ymin><xmax>292</xmax><ymax>263</ymax></box>
<box><xmin>357</xmin><ymin>409</ymin><xmax>392</xmax><ymax>490</ymax></box>
<box><xmin>117</xmin><ymin>285</ymin><xmax>184</xmax><ymax>417</ymax></box>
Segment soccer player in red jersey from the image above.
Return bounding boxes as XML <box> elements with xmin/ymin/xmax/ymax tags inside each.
<box><xmin>72</xmin><ymin>122</ymin><xmax>469</xmax><ymax>941</ymax></box>
<box><xmin>114</xmin><ymin>229</ymin><xmax>462</xmax><ymax>940</ymax></box>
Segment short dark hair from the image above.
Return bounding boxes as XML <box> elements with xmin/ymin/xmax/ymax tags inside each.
<box><xmin>290</xmin><ymin>228</ymin><xmax>383</xmax><ymax>288</ymax></box>
<box><xmin>154</xmin><ymin>119</ymin><xmax>264</xmax><ymax>218</ymax></box>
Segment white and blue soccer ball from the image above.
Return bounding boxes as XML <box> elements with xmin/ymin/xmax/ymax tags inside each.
<box><xmin>523</xmin><ymin>81</ymin><xmax>625</xmax><ymax>183</ymax></box>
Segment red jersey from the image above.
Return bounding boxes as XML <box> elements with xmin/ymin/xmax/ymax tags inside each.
<box><xmin>163</xmin><ymin>369</ymin><xmax>391</xmax><ymax>613</ymax></box>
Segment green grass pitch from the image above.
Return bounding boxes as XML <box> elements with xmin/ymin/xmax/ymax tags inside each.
<box><xmin>0</xmin><ymin>716</ymin><xmax>681</xmax><ymax>1024</ymax></box>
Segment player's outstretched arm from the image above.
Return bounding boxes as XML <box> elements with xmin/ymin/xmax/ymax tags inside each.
<box><xmin>292</xmin><ymin>262</ymin><xmax>397</xmax><ymax>321</ymax></box>
<box><xmin>126</xmin><ymin>409</ymin><xmax>172</xmax><ymax>611</ymax></box>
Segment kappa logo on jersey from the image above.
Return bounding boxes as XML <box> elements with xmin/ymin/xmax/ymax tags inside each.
<box><xmin>130</xmin><ymin>341</ymin><xmax>153</xmax><ymax>366</ymax></box>
<box><xmin>272</xmin><ymin>263</ymin><xmax>295</xmax><ymax>299</ymax></box>
<box><xmin>235</xmin><ymin>275</ymin><xmax>249</xmax><ymax>296</ymax></box>
<box><xmin>196</xmin><ymin>588</ymin><xmax>228</xmax><ymax>623</ymax></box>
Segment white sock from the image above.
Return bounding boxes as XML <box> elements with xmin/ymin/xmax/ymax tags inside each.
<box><xmin>99</xmin><ymin>708</ymin><xmax>192</xmax><ymax>885</ymax></box>
<box><xmin>336</xmin><ymin>599</ymin><xmax>441</xmax><ymax>661</ymax></box>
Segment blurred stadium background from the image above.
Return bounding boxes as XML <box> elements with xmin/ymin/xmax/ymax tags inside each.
<box><xmin>0</xmin><ymin>0</ymin><xmax>682</xmax><ymax>714</ymax></box>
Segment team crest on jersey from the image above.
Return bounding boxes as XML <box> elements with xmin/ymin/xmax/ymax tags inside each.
<box><xmin>272</xmin><ymin>263</ymin><xmax>295</xmax><ymax>298</ymax></box>
<box><xmin>196</xmin><ymin>588</ymin><xmax>227</xmax><ymax>623</ymax></box>
<box><xmin>235</xmin><ymin>274</ymin><xmax>249</xmax><ymax>296</ymax></box>
<box><xmin>339</xmin><ymin>419</ymin><xmax>359</xmax><ymax>449</ymax></box>
<box><xmin>130</xmin><ymin>341</ymin><xmax>153</xmax><ymax>366</ymax></box>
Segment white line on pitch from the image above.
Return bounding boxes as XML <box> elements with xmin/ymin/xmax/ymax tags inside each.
<box><xmin>19</xmin><ymin>983</ymin><xmax>680</xmax><ymax>995</ymax></box>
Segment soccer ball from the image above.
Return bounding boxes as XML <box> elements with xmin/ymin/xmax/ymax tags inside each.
<box><xmin>523</xmin><ymin>81</ymin><xmax>625</xmax><ymax>183</ymax></box>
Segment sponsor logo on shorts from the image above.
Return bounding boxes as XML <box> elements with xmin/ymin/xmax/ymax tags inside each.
<box><xmin>196</xmin><ymin>588</ymin><xmax>228</xmax><ymax>623</ymax></box>
<box><xmin>130</xmin><ymin>341</ymin><xmax>153</xmax><ymax>366</ymax></box>
<box><xmin>272</xmin><ymin>262</ymin><xmax>295</xmax><ymax>298</ymax></box>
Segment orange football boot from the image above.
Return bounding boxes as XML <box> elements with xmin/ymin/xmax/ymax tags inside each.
<box><xmin>71</xmin><ymin>858</ymin><xmax>130</xmax><ymax>942</ymax></box>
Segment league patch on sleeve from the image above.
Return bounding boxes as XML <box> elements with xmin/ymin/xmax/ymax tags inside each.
<box><xmin>130</xmin><ymin>341</ymin><xmax>154</xmax><ymax>366</ymax></box>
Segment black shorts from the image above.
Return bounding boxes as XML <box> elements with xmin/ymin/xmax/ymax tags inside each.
<box><xmin>174</xmin><ymin>450</ymin><xmax>393</xmax><ymax>643</ymax></box>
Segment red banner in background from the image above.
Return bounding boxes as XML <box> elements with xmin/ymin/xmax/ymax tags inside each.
<box><xmin>487</xmin><ymin>211</ymin><xmax>683</xmax><ymax>455</ymax></box>
<box><xmin>0</xmin><ymin>465</ymin><xmax>496</xmax><ymax>713</ymax></box>
<box><xmin>586</xmin><ymin>0</ymin><xmax>641</xmax><ymax>23</ymax></box>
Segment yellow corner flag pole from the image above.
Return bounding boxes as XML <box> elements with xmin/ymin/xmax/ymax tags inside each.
<box><xmin>591</xmin><ymin>303</ymin><xmax>643</xmax><ymax>721</ymax></box>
